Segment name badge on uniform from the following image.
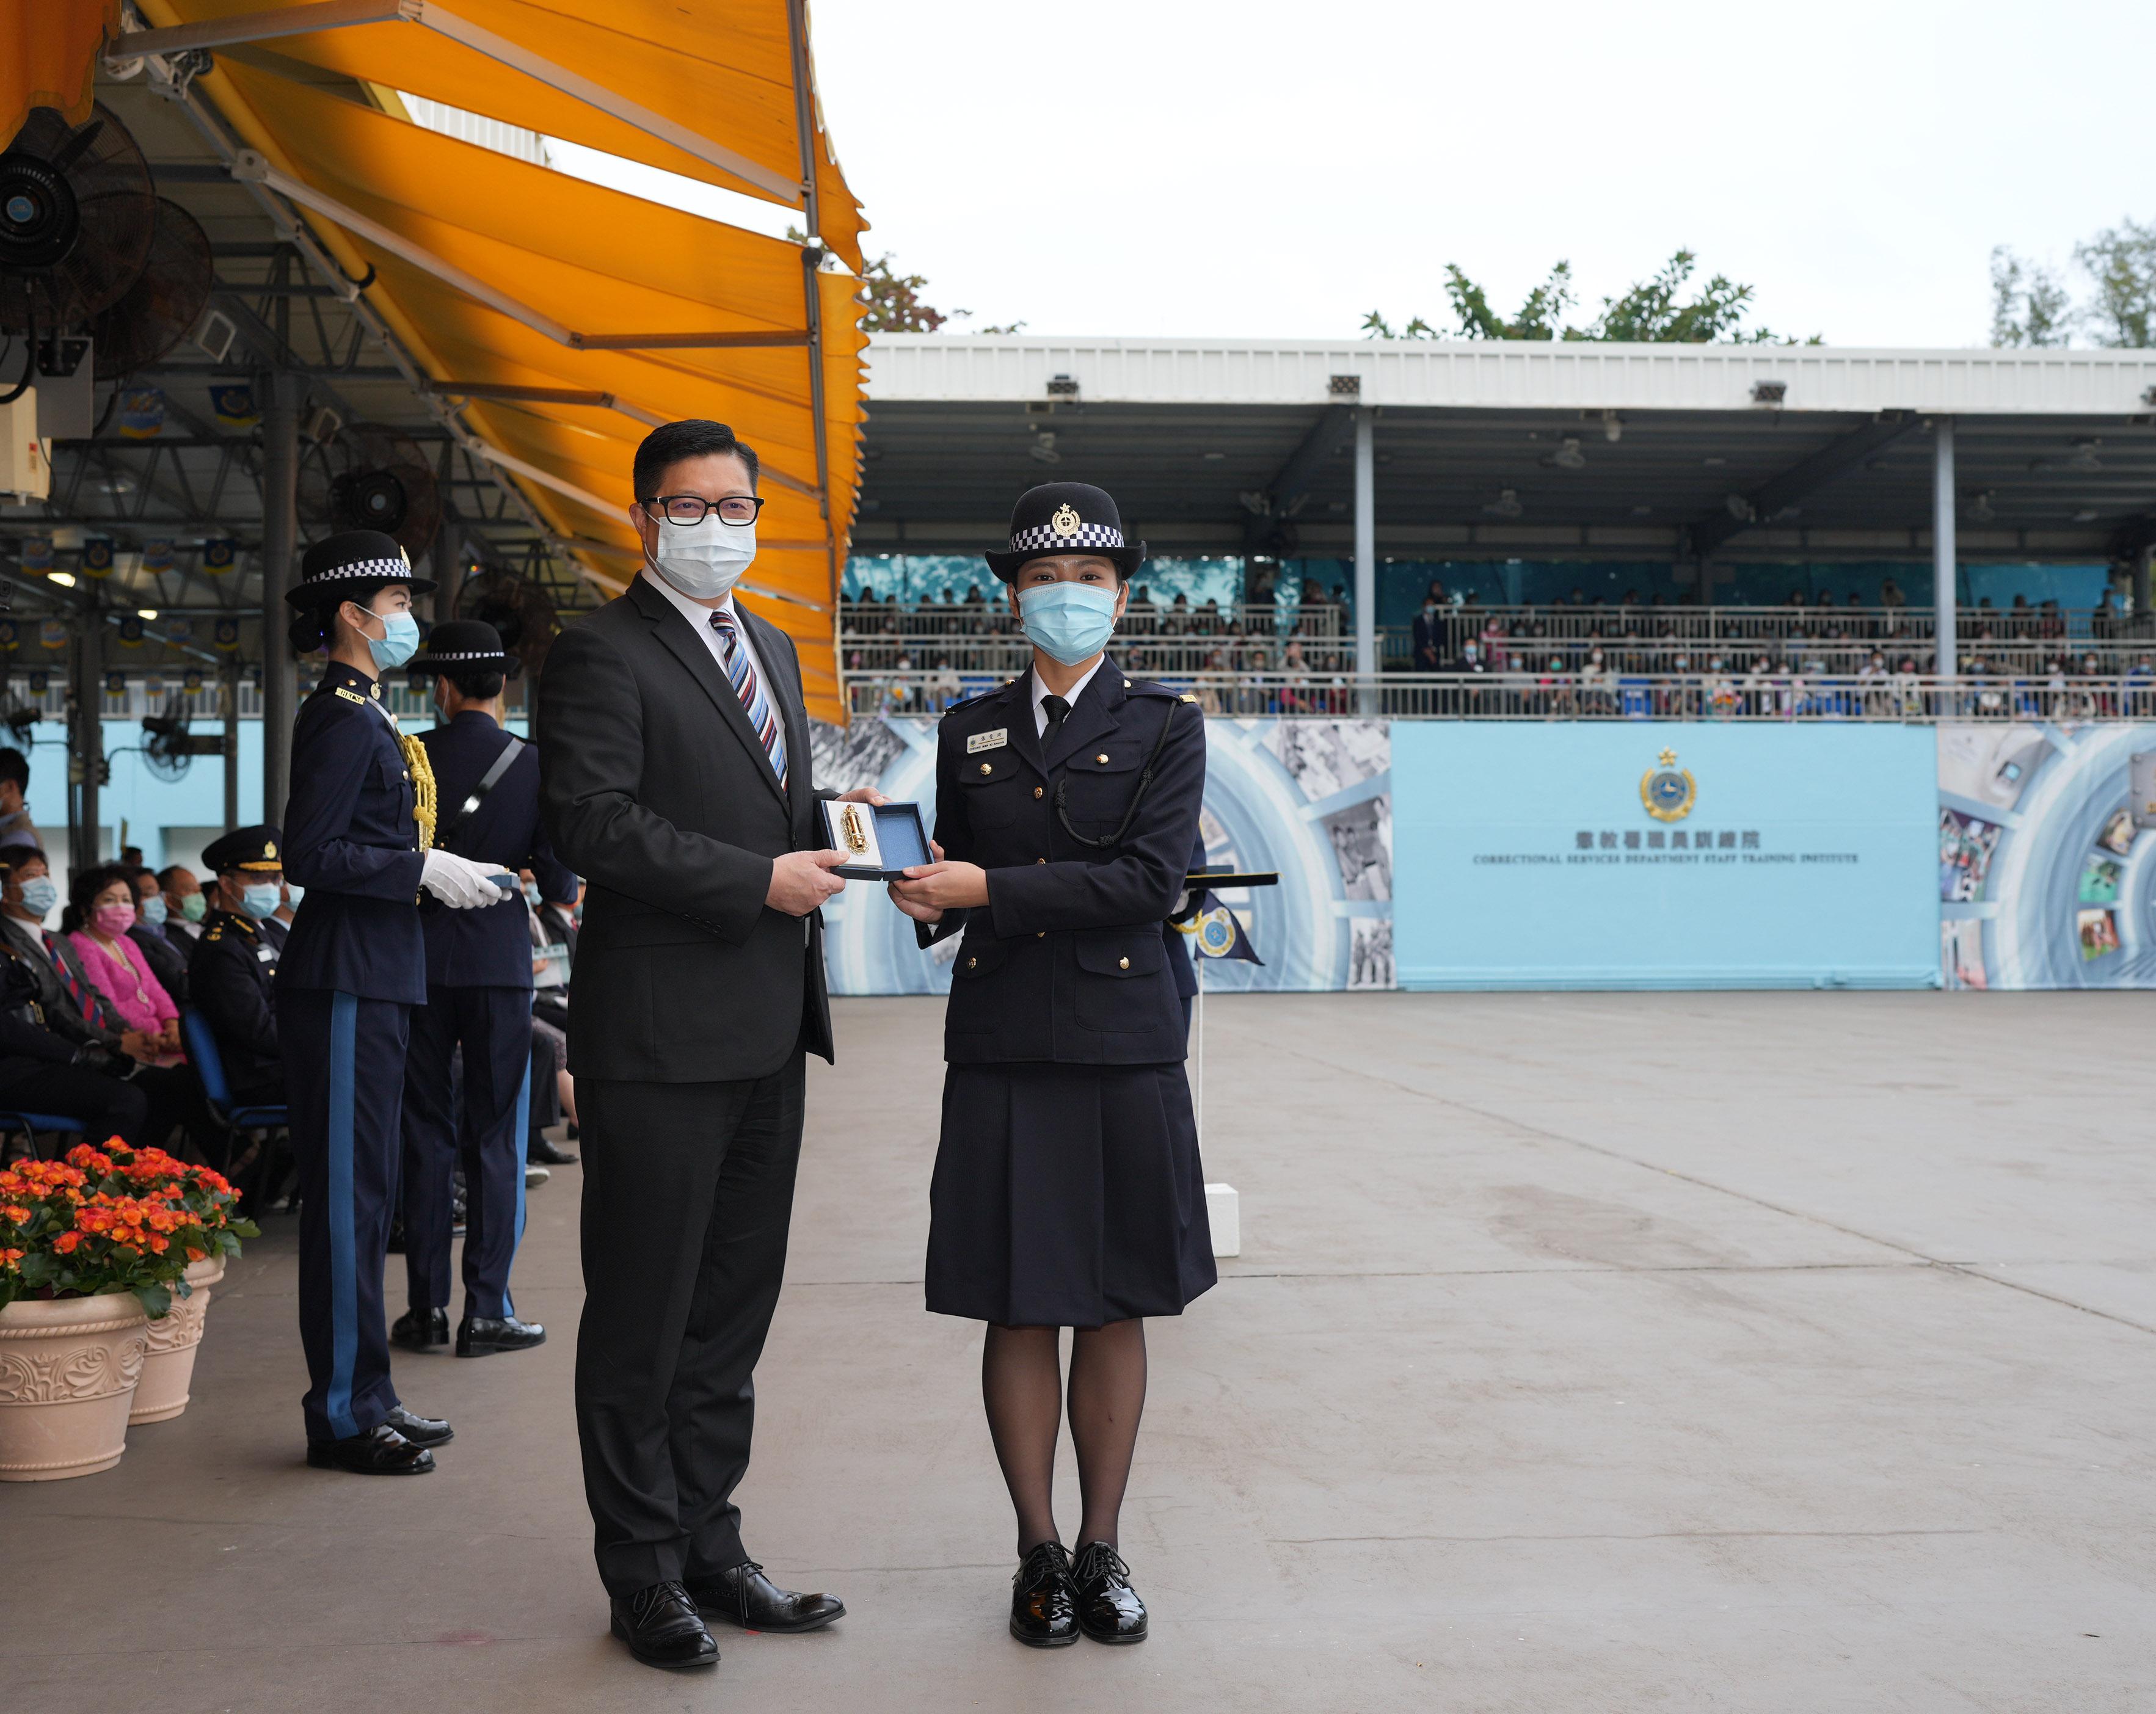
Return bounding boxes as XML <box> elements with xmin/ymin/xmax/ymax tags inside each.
<box><xmin>967</xmin><ymin>728</ymin><xmax>1008</xmax><ymax>754</ymax></box>
<box><xmin>257</xmin><ymin>947</ymin><xmax>276</xmax><ymax>963</ymax></box>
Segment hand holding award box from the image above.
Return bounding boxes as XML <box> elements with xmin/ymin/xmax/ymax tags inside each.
<box><xmin>823</xmin><ymin>798</ymin><xmax>933</xmax><ymax>881</ymax></box>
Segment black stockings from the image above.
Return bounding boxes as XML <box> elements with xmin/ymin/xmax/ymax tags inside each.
<box><xmin>981</xmin><ymin>1320</ymin><xmax>1148</xmax><ymax>1555</ymax></box>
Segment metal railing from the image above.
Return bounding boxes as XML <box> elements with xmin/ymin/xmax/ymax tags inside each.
<box><xmin>843</xmin><ymin>669</ymin><xmax>2156</xmax><ymax>722</ymax></box>
<box><xmin>839</xmin><ymin>599</ymin><xmax>1353</xmax><ymax>676</ymax></box>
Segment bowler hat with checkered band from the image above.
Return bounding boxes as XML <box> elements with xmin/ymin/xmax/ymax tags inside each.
<box><xmin>984</xmin><ymin>482</ymin><xmax>1146</xmax><ymax>583</ymax></box>
<box><xmin>283</xmin><ymin>528</ymin><xmax>435</xmax><ymax>608</ymax></box>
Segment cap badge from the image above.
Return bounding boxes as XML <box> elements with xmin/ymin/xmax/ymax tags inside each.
<box><xmin>264</xmin><ymin>840</ymin><xmax>277</xmax><ymax>859</ymax></box>
<box><xmin>1050</xmin><ymin>503</ymin><xmax>1081</xmax><ymax>539</ymax></box>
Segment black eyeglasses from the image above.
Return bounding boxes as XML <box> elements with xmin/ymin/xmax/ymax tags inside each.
<box><xmin>641</xmin><ymin>493</ymin><xmax>765</xmax><ymax>526</ymax></box>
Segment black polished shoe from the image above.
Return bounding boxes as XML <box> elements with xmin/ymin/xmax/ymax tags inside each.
<box><xmin>530</xmin><ymin>1135</ymin><xmax>579</xmax><ymax>1166</ymax></box>
<box><xmin>1071</xmin><ymin>1541</ymin><xmax>1147</xmax><ymax>1644</ymax></box>
<box><xmin>390</xmin><ymin>1305</ymin><xmax>448</xmax><ymax>1351</ymax></box>
<box><xmin>687</xmin><ymin>1560</ymin><xmax>845</xmax><ymax>1633</ymax></box>
<box><xmin>383</xmin><ymin>1404</ymin><xmax>453</xmax><ymax>1448</ymax></box>
<box><xmin>456</xmin><ymin>1313</ymin><xmax>546</xmax><ymax>1357</ymax></box>
<box><xmin>1009</xmin><ymin>1541</ymin><xmax>1078</xmax><ymax>1647</ymax></box>
<box><xmin>304</xmin><ymin>1421</ymin><xmax>434</xmax><ymax>1475</ymax></box>
<box><xmin>609</xmin><ymin>1580</ymin><xmax>718</xmax><ymax>1671</ymax></box>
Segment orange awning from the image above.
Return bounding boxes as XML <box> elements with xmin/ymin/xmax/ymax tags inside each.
<box><xmin>1</xmin><ymin>0</ymin><xmax>118</xmax><ymax>145</ymax></box>
<box><xmin>111</xmin><ymin>1</ymin><xmax>868</xmax><ymax>717</ymax></box>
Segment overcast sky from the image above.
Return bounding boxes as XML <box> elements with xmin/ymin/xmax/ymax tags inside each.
<box><xmin>778</xmin><ymin>0</ymin><xmax>2156</xmax><ymax>349</ymax></box>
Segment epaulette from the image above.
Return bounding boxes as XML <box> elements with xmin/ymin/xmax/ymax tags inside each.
<box><xmin>944</xmin><ymin>679</ymin><xmax>1017</xmax><ymax>715</ymax></box>
<box><xmin>1120</xmin><ymin>677</ymin><xmax>1193</xmax><ymax>703</ymax></box>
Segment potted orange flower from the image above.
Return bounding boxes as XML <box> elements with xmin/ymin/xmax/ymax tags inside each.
<box><xmin>0</xmin><ymin>1141</ymin><xmax>258</xmax><ymax>1479</ymax></box>
<box><xmin>113</xmin><ymin>1145</ymin><xmax>259</xmax><ymax>1423</ymax></box>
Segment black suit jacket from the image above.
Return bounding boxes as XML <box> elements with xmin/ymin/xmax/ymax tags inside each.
<box><xmin>538</xmin><ymin>573</ymin><xmax>833</xmax><ymax>1083</ymax></box>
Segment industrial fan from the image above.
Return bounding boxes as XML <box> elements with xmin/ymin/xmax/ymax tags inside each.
<box><xmin>91</xmin><ymin>198</ymin><xmax>213</xmax><ymax>379</ymax></box>
<box><xmin>299</xmin><ymin>423</ymin><xmax>443</xmax><ymax>554</ymax></box>
<box><xmin>0</xmin><ymin>103</ymin><xmax>157</xmax><ymax>345</ymax></box>
<box><xmin>140</xmin><ymin>693</ymin><xmax>224</xmax><ymax>782</ymax></box>
<box><xmin>464</xmin><ymin>567</ymin><xmax>559</xmax><ymax>683</ymax></box>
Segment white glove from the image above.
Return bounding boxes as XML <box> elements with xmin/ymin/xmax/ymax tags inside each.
<box><xmin>421</xmin><ymin>848</ymin><xmax>508</xmax><ymax>910</ymax></box>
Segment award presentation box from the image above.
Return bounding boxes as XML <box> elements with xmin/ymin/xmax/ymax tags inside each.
<box><xmin>823</xmin><ymin>799</ymin><xmax>933</xmax><ymax>881</ymax></box>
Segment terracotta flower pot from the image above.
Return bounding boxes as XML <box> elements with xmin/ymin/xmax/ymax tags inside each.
<box><xmin>133</xmin><ymin>1258</ymin><xmax>227</xmax><ymax>1425</ymax></box>
<box><xmin>0</xmin><ymin>1293</ymin><xmax>150</xmax><ymax>1481</ymax></box>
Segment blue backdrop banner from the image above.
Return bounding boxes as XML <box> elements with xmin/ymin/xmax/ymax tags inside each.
<box><xmin>1393</xmin><ymin>722</ymin><xmax>1939</xmax><ymax>989</ymax></box>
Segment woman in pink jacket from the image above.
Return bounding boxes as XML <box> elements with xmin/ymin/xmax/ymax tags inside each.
<box><xmin>65</xmin><ymin>863</ymin><xmax>183</xmax><ymax>1066</ymax></box>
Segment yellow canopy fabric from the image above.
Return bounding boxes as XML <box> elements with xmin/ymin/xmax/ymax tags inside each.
<box><xmin>140</xmin><ymin>15</ymin><xmax>866</xmax><ymax>717</ymax></box>
<box><xmin>133</xmin><ymin>0</ymin><xmax>865</xmax><ymax>273</ymax></box>
<box><xmin>1</xmin><ymin>0</ymin><xmax>118</xmax><ymax>148</ymax></box>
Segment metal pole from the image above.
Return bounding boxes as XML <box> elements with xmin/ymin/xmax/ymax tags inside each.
<box><xmin>2135</xmin><ymin>543</ymin><xmax>2154</xmax><ymax>636</ymax></box>
<box><xmin>260</xmin><ymin>369</ymin><xmax>302</xmax><ymax>824</ymax></box>
<box><xmin>786</xmin><ymin>0</ymin><xmax>839</xmax><ymax>608</ymax></box>
<box><xmin>74</xmin><ymin>598</ymin><xmax>102</xmax><ymax>871</ymax></box>
<box><xmin>1933</xmin><ymin>418</ymin><xmax>1957</xmax><ymax>681</ymax></box>
<box><xmin>1353</xmin><ymin>405</ymin><xmax>1375</xmax><ymax>708</ymax></box>
<box><xmin>222</xmin><ymin>654</ymin><xmax>240</xmax><ymax>833</ymax></box>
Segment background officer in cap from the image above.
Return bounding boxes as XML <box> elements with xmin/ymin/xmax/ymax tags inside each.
<box><xmin>889</xmin><ymin>481</ymin><xmax>1214</xmax><ymax>1649</ymax></box>
<box><xmin>278</xmin><ymin>529</ymin><xmax>508</xmax><ymax>1477</ymax></box>
<box><xmin>391</xmin><ymin>619</ymin><xmax>575</xmax><ymax>1362</ymax></box>
<box><xmin>189</xmin><ymin>825</ymin><xmax>290</xmax><ymax>1120</ymax></box>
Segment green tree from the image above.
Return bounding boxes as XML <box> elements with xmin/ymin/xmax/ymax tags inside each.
<box><xmin>1366</xmin><ymin>250</ymin><xmax>1807</xmax><ymax>343</ymax></box>
<box><xmin>1988</xmin><ymin>246</ymin><xmax>2071</xmax><ymax>347</ymax></box>
<box><xmin>2072</xmin><ymin>219</ymin><xmax>2156</xmax><ymax>347</ymax></box>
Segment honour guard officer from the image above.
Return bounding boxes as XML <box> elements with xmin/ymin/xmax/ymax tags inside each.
<box><xmin>390</xmin><ymin>619</ymin><xmax>575</xmax><ymax>1362</ymax></box>
<box><xmin>889</xmin><ymin>482</ymin><xmax>1214</xmax><ymax>1648</ymax></box>
<box><xmin>189</xmin><ymin>825</ymin><xmax>291</xmax><ymax>1116</ymax></box>
<box><xmin>277</xmin><ymin>529</ymin><xmax>511</xmax><ymax>1476</ymax></box>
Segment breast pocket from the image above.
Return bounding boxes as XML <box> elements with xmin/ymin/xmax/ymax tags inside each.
<box><xmin>373</xmin><ymin>755</ymin><xmax>413</xmax><ymax>833</ymax></box>
<box><xmin>1056</xmin><ymin>746</ymin><xmax>1143</xmax><ymax>832</ymax></box>
<box><xmin>958</xmin><ymin>751</ymin><xmax>1027</xmax><ymax>828</ymax></box>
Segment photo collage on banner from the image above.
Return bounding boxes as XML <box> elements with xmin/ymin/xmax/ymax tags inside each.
<box><xmin>1938</xmin><ymin>722</ymin><xmax>2156</xmax><ymax>989</ymax></box>
<box><xmin>806</xmin><ymin>717</ymin><xmax>1395</xmax><ymax>995</ymax></box>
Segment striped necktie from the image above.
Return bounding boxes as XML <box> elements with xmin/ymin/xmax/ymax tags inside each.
<box><xmin>42</xmin><ymin>931</ymin><xmax>107</xmax><ymax>1030</ymax></box>
<box><xmin>710</xmin><ymin>611</ymin><xmax>788</xmax><ymax>789</ymax></box>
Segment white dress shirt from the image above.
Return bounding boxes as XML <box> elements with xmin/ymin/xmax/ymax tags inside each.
<box><xmin>1030</xmin><ymin>658</ymin><xmax>1107</xmax><ymax>738</ymax></box>
<box><xmin>640</xmin><ymin>565</ymin><xmax>770</xmax><ymax>695</ymax></box>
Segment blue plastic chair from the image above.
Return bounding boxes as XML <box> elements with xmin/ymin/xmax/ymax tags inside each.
<box><xmin>0</xmin><ymin>1111</ymin><xmax>89</xmax><ymax>1160</ymax></box>
<box><xmin>181</xmin><ymin>1009</ymin><xmax>290</xmax><ymax>1207</ymax></box>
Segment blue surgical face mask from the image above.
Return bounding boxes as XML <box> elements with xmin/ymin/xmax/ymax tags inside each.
<box><xmin>239</xmin><ymin>882</ymin><xmax>282</xmax><ymax>920</ymax></box>
<box><xmin>282</xmin><ymin>884</ymin><xmax>304</xmax><ymax>909</ymax></box>
<box><xmin>140</xmin><ymin>894</ymin><xmax>167</xmax><ymax>927</ymax></box>
<box><xmin>357</xmin><ymin>606</ymin><xmax>420</xmax><ymax>672</ymax></box>
<box><xmin>1016</xmin><ymin>579</ymin><xmax>1118</xmax><ymax>666</ymax></box>
<box><xmin>16</xmin><ymin>875</ymin><xmax>56</xmax><ymax>918</ymax></box>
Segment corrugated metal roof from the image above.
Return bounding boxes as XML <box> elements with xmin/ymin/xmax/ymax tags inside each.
<box><xmin>867</xmin><ymin>336</ymin><xmax>2156</xmax><ymax>418</ymax></box>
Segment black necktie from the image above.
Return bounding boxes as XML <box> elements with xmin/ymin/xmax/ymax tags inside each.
<box><xmin>1041</xmin><ymin>694</ymin><xmax>1070</xmax><ymax>742</ymax></box>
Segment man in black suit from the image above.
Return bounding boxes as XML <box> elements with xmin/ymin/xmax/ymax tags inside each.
<box><xmin>539</xmin><ymin>419</ymin><xmax>882</xmax><ymax>1672</ymax></box>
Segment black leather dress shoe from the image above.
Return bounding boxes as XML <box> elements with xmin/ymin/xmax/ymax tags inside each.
<box><xmin>383</xmin><ymin>1404</ymin><xmax>453</xmax><ymax>1448</ymax></box>
<box><xmin>609</xmin><ymin>1581</ymin><xmax>718</xmax><ymax>1671</ymax></box>
<box><xmin>1071</xmin><ymin>1541</ymin><xmax>1147</xmax><ymax>1644</ymax></box>
<box><xmin>390</xmin><ymin>1306</ymin><xmax>448</xmax><ymax>1351</ymax></box>
<box><xmin>456</xmin><ymin>1313</ymin><xmax>546</xmax><ymax>1357</ymax></box>
<box><xmin>530</xmin><ymin>1135</ymin><xmax>579</xmax><ymax>1165</ymax></box>
<box><xmin>305</xmin><ymin>1422</ymin><xmax>434</xmax><ymax>1475</ymax></box>
<box><xmin>1009</xmin><ymin>1541</ymin><xmax>1078</xmax><ymax>1647</ymax></box>
<box><xmin>687</xmin><ymin>1561</ymin><xmax>845</xmax><ymax>1633</ymax></box>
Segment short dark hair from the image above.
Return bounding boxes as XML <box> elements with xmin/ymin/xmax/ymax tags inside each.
<box><xmin>633</xmin><ymin>420</ymin><xmax>760</xmax><ymax>503</ymax></box>
<box><xmin>0</xmin><ymin>747</ymin><xmax>27</xmax><ymax>791</ymax></box>
<box><xmin>0</xmin><ymin>846</ymin><xmax>48</xmax><ymax>873</ymax></box>
<box><xmin>62</xmin><ymin>861</ymin><xmax>139</xmax><ymax>935</ymax></box>
<box><xmin>442</xmin><ymin>665</ymin><xmax>508</xmax><ymax>701</ymax></box>
<box><xmin>155</xmin><ymin>865</ymin><xmax>192</xmax><ymax>890</ymax></box>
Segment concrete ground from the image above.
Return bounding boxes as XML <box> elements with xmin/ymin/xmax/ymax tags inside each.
<box><xmin>9</xmin><ymin>992</ymin><xmax>2155</xmax><ymax>1713</ymax></box>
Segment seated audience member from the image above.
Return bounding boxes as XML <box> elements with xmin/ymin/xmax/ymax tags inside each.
<box><xmin>159</xmin><ymin>865</ymin><xmax>209</xmax><ymax>946</ymax></box>
<box><xmin>66</xmin><ymin>865</ymin><xmax>183</xmax><ymax>1065</ymax></box>
<box><xmin>0</xmin><ymin>851</ymin><xmax>146</xmax><ymax>1056</ymax></box>
<box><xmin>0</xmin><ymin>939</ymin><xmax>151</xmax><ymax>1146</ymax></box>
<box><xmin>125</xmin><ymin>865</ymin><xmax>190</xmax><ymax>1004</ymax></box>
<box><xmin>188</xmin><ymin>827</ymin><xmax>288</xmax><ymax>1114</ymax></box>
<box><xmin>0</xmin><ymin>747</ymin><xmax>38</xmax><ymax>855</ymax></box>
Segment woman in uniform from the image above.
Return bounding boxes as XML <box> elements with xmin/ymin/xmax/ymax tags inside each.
<box><xmin>889</xmin><ymin>482</ymin><xmax>1214</xmax><ymax>1649</ymax></box>
<box><xmin>277</xmin><ymin>529</ymin><xmax>510</xmax><ymax>1475</ymax></box>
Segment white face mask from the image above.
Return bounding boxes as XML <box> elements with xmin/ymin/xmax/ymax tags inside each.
<box><xmin>647</xmin><ymin>512</ymin><xmax>756</xmax><ymax>600</ymax></box>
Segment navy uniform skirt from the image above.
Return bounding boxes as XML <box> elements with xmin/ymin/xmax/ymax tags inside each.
<box><xmin>926</xmin><ymin>1061</ymin><xmax>1217</xmax><ymax>1327</ymax></box>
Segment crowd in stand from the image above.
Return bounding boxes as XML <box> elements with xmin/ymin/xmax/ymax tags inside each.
<box><xmin>0</xmin><ymin>743</ymin><xmax>586</xmax><ymax>1209</ymax></box>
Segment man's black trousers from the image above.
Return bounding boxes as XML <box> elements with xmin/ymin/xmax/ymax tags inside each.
<box><xmin>574</xmin><ymin>1055</ymin><xmax>805</xmax><ymax>1597</ymax></box>
<box><xmin>0</xmin><ymin>1056</ymin><xmax>149</xmax><ymax>1145</ymax></box>
<box><xmin>401</xmin><ymin>983</ymin><xmax>532</xmax><ymax>1322</ymax></box>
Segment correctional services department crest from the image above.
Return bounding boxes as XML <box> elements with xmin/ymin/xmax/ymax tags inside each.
<box><xmin>1640</xmin><ymin>747</ymin><xmax>1697</xmax><ymax>823</ymax></box>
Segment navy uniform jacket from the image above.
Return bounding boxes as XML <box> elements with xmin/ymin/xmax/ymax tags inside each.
<box><xmin>191</xmin><ymin>907</ymin><xmax>280</xmax><ymax>1091</ymax></box>
<box><xmin>418</xmin><ymin>711</ymin><xmax>577</xmax><ymax>989</ymax></box>
<box><xmin>275</xmin><ymin>660</ymin><xmax>427</xmax><ymax>1005</ymax></box>
<box><xmin>921</xmin><ymin>658</ymin><xmax>1206</xmax><ymax>1066</ymax></box>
